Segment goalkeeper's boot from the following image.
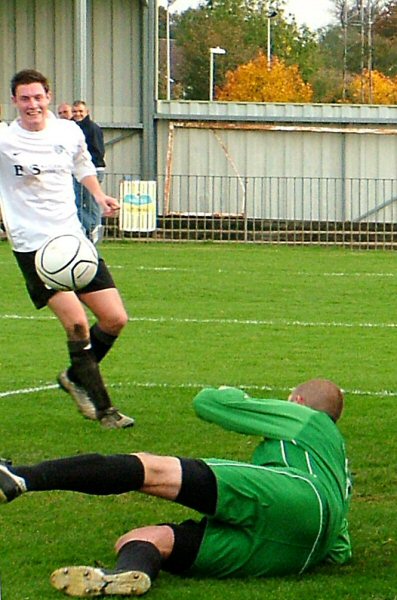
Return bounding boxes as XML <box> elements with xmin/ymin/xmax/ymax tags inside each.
<box><xmin>50</xmin><ymin>566</ymin><xmax>151</xmax><ymax>596</ymax></box>
<box><xmin>57</xmin><ymin>371</ymin><xmax>97</xmax><ymax>421</ymax></box>
<box><xmin>0</xmin><ymin>461</ymin><xmax>26</xmax><ymax>503</ymax></box>
<box><xmin>98</xmin><ymin>407</ymin><xmax>135</xmax><ymax>430</ymax></box>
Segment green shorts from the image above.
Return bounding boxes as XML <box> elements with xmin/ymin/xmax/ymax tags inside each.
<box><xmin>190</xmin><ymin>459</ymin><xmax>330</xmax><ymax>578</ymax></box>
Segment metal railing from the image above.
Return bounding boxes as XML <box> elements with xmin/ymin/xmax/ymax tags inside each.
<box><xmin>100</xmin><ymin>173</ymin><xmax>397</xmax><ymax>249</ymax></box>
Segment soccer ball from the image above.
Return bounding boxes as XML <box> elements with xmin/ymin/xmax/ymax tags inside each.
<box><xmin>35</xmin><ymin>234</ymin><xmax>99</xmax><ymax>291</ymax></box>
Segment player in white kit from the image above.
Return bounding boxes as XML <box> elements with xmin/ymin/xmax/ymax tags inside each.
<box><xmin>0</xmin><ymin>69</ymin><xmax>134</xmax><ymax>429</ymax></box>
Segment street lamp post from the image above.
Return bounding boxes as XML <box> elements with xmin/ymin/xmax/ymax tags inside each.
<box><xmin>267</xmin><ymin>9</ymin><xmax>277</xmax><ymax>66</ymax></box>
<box><xmin>209</xmin><ymin>46</ymin><xmax>226</xmax><ymax>101</ymax></box>
<box><xmin>367</xmin><ymin>0</ymin><xmax>373</xmax><ymax>103</ymax></box>
<box><xmin>166</xmin><ymin>0</ymin><xmax>177</xmax><ymax>100</ymax></box>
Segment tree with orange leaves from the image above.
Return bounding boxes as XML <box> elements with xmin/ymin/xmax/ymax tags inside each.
<box><xmin>216</xmin><ymin>53</ymin><xmax>313</xmax><ymax>103</ymax></box>
<box><xmin>347</xmin><ymin>69</ymin><xmax>397</xmax><ymax>104</ymax></box>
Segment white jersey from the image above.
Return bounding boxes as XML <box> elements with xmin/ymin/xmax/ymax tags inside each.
<box><xmin>0</xmin><ymin>112</ymin><xmax>97</xmax><ymax>251</ymax></box>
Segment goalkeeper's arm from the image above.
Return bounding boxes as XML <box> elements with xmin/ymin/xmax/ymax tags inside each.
<box><xmin>324</xmin><ymin>519</ymin><xmax>352</xmax><ymax>565</ymax></box>
<box><xmin>193</xmin><ymin>386</ymin><xmax>311</xmax><ymax>439</ymax></box>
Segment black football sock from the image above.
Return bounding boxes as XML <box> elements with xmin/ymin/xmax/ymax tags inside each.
<box><xmin>115</xmin><ymin>541</ymin><xmax>162</xmax><ymax>581</ymax></box>
<box><xmin>12</xmin><ymin>454</ymin><xmax>145</xmax><ymax>495</ymax></box>
<box><xmin>67</xmin><ymin>339</ymin><xmax>112</xmax><ymax>412</ymax></box>
<box><xmin>90</xmin><ymin>323</ymin><xmax>117</xmax><ymax>363</ymax></box>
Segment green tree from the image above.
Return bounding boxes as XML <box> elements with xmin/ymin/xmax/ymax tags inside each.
<box><xmin>372</xmin><ymin>0</ymin><xmax>397</xmax><ymax>76</ymax></box>
<box><xmin>311</xmin><ymin>0</ymin><xmax>393</xmax><ymax>102</ymax></box>
<box><xmin>163</xmin><ymin>0</ymin><xmax>397</xmax><ymax>103</ymax></box>
<box><xmin>158</xmin><ymin>5</ymin><xmax>167</xmax><ymax>38</ymax></box>
<box><xmin>375</xmin><ymin>0</ymin><xmax>397</xmax><ymax>36</ymax></box>
<box><xmin>173</xmin><ymin>5</ymin><xmax>253</xmax><ymax>99</ymax></box>
<box><xmin>172</xmin><ymin>0</ymin><xmax>321</xmax><ymax>100</ymax></box>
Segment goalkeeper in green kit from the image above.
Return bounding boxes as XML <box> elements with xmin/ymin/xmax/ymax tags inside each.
<box><xmin>0</xmin><ymin>378</ymin><xmax>352</xmax><ymax>597</ymax></box>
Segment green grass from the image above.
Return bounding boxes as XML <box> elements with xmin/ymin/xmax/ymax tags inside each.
<box><xmin>0</xmin><ymin>241</ymin><xmax>396</xmax><ymax>599</ymax></box>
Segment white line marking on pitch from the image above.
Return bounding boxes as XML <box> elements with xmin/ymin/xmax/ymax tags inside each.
<box><xmin>136</xmin><ymin>266</ymin><xmax>191</xmax><ymax>272</ymax></box>
<box><xmin>127</xmin><ymin>316</ymin><xmax>397</xmax><ymax>329</ymax></box>
<box><xmin>298</xmin><ymin>272</ymin><xmax>396</xmax><ymax>278</ymax></box>
<box><xmin>114</xmin><ymin>267</ymin><xmax>397</xmax><ymax>278</ymax></box>
<box><xmin>0</xmin><ymin>381</ymin><xmax>395</xmax><ymax>399</ymax></box>
<box><xmin>2</xmin><ymin>313</ymin><xmax>397</xmax><ymax>329</ymax></box>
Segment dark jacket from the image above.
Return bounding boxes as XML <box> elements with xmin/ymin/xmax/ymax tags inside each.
<box><xmin>75</xmin><ymin>114</ymin><xmax>105</xmax><ymax>168</ymax></box>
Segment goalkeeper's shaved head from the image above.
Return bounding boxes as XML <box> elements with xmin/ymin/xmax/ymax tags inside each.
<box><xmin>289</xmin><ymin>379</ymin><xmax>344</xmax><ymax>422</ymax></box>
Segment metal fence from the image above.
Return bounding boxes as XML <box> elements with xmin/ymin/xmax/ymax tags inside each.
<box><xmin>101</xmin><ymin>173</ymin><xmax>397</xmax><ymax>249</ymax></box>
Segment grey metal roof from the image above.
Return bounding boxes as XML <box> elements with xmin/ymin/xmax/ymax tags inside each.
<box><xmin>157</xmin><ymin>100</ymin><xmax>397</xmax><ymax>125</ymax></box>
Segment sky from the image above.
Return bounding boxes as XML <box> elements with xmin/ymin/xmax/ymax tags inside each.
<box><xmin>167</xmin><ymin>0</ymin><xmax>336</xmax><ymax>31</ymax></box>
<box><xmin>283</xmin><ymin>0</ymin><xmax>335</xmax><ymax>29</ymax></box>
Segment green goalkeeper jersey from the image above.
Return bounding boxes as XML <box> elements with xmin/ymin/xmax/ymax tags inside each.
<box><xmin>193</xmin><ymin>386</ymin><xmax>352</xmax><ymax>565</ymax></box>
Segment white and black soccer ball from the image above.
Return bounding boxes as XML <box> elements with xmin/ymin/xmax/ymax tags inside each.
<box><xmin>35</xmin><ymin>234</ymin><xmax>99</xmax><ymax>291</ymax></box>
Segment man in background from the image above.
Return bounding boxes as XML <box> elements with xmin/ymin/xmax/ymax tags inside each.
<box><xmin>57</xmin><ymin>102</ymin><xmax>73</xmax><ymax>120</ymax></box>
<box><xmin>72</xmin><ymin>100</ymin><xmax>105</xmax><ymax>245</ymax></box>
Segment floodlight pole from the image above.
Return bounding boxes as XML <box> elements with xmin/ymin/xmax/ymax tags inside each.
<box><xmin>367</xmin><ymin>0</ymin><xmax>373</xmax><ymax>103</ymax></box>
<box><xmin>267</xmin><ymin>8</ymin><xmax>278</xmax><ymax>66</ymax></box>
<box><xmin>166</xmin><ymin>0</ymin><xmax>177</xmax><ymax>100</ymax></box>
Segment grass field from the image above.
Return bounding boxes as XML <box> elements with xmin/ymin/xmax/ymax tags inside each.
<box><xmin>0</xmin><ymin>240</ymin><xmax>396</xmax><ymax>600</ymax></box>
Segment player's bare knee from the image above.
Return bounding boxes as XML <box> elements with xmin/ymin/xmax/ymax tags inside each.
<box><xmin>114</xmin><ymin>309</ymin><xmax>128</xmax><ymax>331</ymax></box>
<box><xmin>101</xmin><ymin>309</ymin><xmax>128</xmax><ymax>335</ymax></box>
<box><xmin>134</xmin><ymin>453</ymin><xmax>182</xmax><ymax>496</ymax></box>
<box><xmin>65</xmin><ymin>321</ymin><xmax>90</xmax><ymax>340</ymax></box>
<box><xmin>115</xmin><ymin>525</ymin><xmax>174</xmax><ymax>559</ymax></box>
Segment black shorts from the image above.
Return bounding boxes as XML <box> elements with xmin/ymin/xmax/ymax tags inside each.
<box><xmin>161</xmin><ymin>518</ymin><xmax>207</xmax><ymax>575</ymax></box>
<box><xmin>13</xmin><ymin>250</ymin><xmax>116</xmax><ymax>310</ymax></box>
<box><xmin>160</xmin><ymin>458</ymin><xmax>216</xmax><ymax>575</ymax></box>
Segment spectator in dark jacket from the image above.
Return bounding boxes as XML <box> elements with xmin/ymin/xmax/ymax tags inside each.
<box><xmin>72</xmin><ymin>100</ymin><xmax>106</xmax><ymax>244</ymax></box>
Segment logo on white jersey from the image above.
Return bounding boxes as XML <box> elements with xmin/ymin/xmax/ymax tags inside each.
<box><xmin>14</xmin><ymin>164</ymin><xmax>40</xmax><ymax>176</ymax></box>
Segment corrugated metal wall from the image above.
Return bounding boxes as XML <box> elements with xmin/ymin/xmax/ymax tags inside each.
<box><xmin>156</xmin><ymin>101</ymin><xmax>397</xmax><ymax>179</ymax></box>
<box><xmin>156</xmin><ymin>101</ymin><xmax>397</xmax><ymax>222</ymax></box>
<box><xmin>0</xmin><ymin>0</ymin><xmax>149</xmax><ymax>189</ymax></box>
<box><xmin>0</xmin><ymin>0</ymin><xmax>75</xmax><ymax>120</ymax></box>
<box><xmin>89</xmin><ymin>0</ymin><xmax>143</xmax><ymax>124</ymax></box>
